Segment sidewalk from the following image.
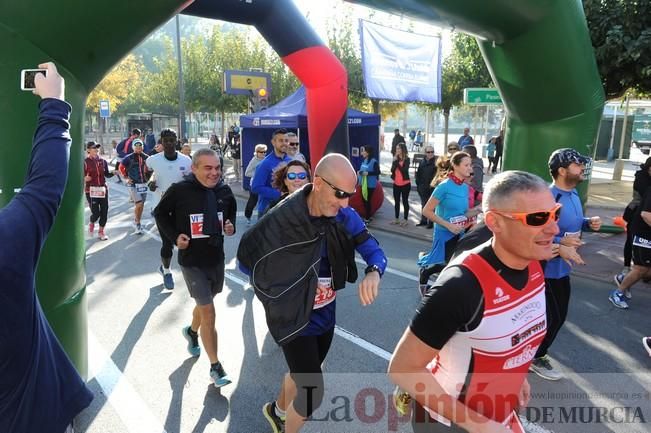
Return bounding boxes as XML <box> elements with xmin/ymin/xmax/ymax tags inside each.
<box><xmin>222</xmin><ymin>151</ymin><xmax>634</xmax><ymax>285</ymax></box>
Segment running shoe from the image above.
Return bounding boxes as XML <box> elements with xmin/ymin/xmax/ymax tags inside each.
<box><xmin>608</xmin><ymin>290</ymin><xmax>629</xmax><ymax>309</ymax></box>
<box><xmin>159</xmin><ymin>265</ymin><xmax>174</xmax><ymax>290</ymax></box>
<box><xmin>182</xmin><ymin>326</ymin><xmax>200</xmax><ymax>357</ymax></box>
<box><xmin>98</xmin><ymin>231</ymin><xmax>108</xmax><ymax>241</ymax></box>
<box><xmin>643</xmin><ymin>337</ymin><xmax>651</xmax><ymax>357</ymax></box>
<box><xmin>262</xmin><ymin>401</ymin><xmax>285</xmax><ymax>433</ymax></box>
<box><xmin>134</xmin><ymin>223</ymin><xmax>143</xmax><ymax>235</ymax></box>
<box><xmin>613</xmin><ymin>273</ymin><xmax>631</xmax><ymax>299</ymax></box>
<box><xmin>529</xmin><ymin>355</ymin><xmax>563</xmax><ymax>381</ymax></box>
<box><xmin>209</xmin><ymin>362</ymin><xmax>232</xmax><ymax>388</ymax></box>
<box><xmin>393</xmin><ymin>386</ymin><xmax>413</xmax><ymax>417</ymax></box>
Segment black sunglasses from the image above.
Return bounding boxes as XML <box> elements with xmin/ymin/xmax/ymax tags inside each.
<box><xmin>288</xmin><ymin>142</ymin><xmax>299</xmax><ymax>147</ymax></box>
<box><xmin>426</xmin><ymin>151</ymin><xmax>434</xmax><ymax>154</ymax></box>
<box><xmin>286</xmin><ymin>172</ymin><xmax>308</xmax><ymax>180</ymax></box>
<box><xmin>319</xmin><ymin>176</ymin><xmax>355</xmax><ymax>199</ymax></box>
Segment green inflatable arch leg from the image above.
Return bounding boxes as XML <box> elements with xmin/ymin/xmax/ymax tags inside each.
<box><xmin>0</xmin><ymin>0</ymin><xmax>189</xmax><ymax>378</ymax></box>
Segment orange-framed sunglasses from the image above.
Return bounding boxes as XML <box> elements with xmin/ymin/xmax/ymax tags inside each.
<box><xmin>489</xmin><ymin>203</ymin><xmax>562</xmax><ymax>227</ymax></box>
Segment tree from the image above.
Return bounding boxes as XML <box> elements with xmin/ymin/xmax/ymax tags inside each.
<box><xmin>86</xmin><ymin>54</ymin><xmax>142</xmax><ymax>114</ymax></box>
<box><xmin>583</xmin><ymin>0</ymin><xmax>651</xmax><ymax>99</ymax></box>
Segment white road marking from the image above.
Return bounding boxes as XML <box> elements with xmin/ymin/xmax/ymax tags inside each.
<box><xmin>88</xmin><ymin>332</ymin><xmax>167</xmax><ymax>433</ymax></box>
<box><xmin>355</xmin><ymin>257</ymin><xmax>418</xmax><ymax>281</ymax></box>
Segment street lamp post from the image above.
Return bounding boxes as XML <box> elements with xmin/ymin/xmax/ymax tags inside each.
<box><xmin>175</xmin><ymin>14</ymin><xmax>186</xmax><ymax>141</ymax></box>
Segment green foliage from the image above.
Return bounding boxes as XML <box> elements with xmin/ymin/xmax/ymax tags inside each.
<box><xmin>439</xmin><ymin>32</ymin><xmax>493</xmax><ymax>114</ymax></box>
<box><xmin>583</xmin><ymin>0</ymin><xmax>651</xmax><ymax>98</ymax></box>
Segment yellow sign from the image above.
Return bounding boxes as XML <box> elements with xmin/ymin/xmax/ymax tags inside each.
<box><xmin>230</xmin><ymin>74</ymin><xmax>268</xmax><ymax>91</ymax></box>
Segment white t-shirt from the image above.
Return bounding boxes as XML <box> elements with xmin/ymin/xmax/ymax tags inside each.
<box><xmin>146</xmin><ymin>152</ymin><xmax>192</xmax><ymax>196</ymax></box>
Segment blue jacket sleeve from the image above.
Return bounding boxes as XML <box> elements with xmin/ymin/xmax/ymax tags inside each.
<box><xmin>338</xmin><ymin>207</ymin><xmax>388</xmax><ymax>275</ymax></box>
<box><xmin>251</xmin><ymin>159</ymin><xmax>281</xmax><ymax>201</ymax></box>
<box><xmin>0</xmin><ymin>98</ymin><xmax>71</xmax><ymax>294</ymax></box>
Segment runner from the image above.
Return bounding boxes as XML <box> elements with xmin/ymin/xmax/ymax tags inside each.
<box><xmin>154</xmin><ymin>148</ymin><xmax>237</xmax><ymax>388</ymax></box>
<box><xmin>238</xmin><ymin>154</ymin><xmax>387</xmax><ymax>433</ymax></box>
<box><xmin>389</xmin><ymin>170</ymin><xmax>558</xmax><ymax>433</ymax></box>
<box><xmin>84</xmin><ymin>140</ymin><xmax>114</xmax><ymax>240</ymax></box>
<box><xmin>119</xmin><ymin>139</ymin><xmax>151</xmax><ymax>234</ymax></box>
<box><xmin>146</xmin><ymin>128</ymin><xmax>192</xmax><ymax>289</ymax></box>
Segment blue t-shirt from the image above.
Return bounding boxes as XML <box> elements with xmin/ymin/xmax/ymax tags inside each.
<box><xmin>300</xmin><ymin>207</ymin><xmax>387</xmax><ymax>336</ymax></box>
<box><xmin>0</xmin><ymin>99</ymin><xmax>93</xmax><ymax>432</ymax></box>
<box><xmin>251</xmin><ymin>152</ymin><xmax>291</xmax><ymax>212</ymax></box>
<box><xmin>545</xmin><ymin>185</ymin><xmax>588</xmax><ymax>279</ymax></box>
<box><xmin>432</xmin><ymin>178</ymin><xmax>469</xmax><ymax>233</ymax></box>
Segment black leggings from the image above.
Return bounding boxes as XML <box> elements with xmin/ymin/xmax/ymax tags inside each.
<box><xmin>393</xmin><ymin>183</ymin><xmax>411</xmax><ymax>220</ymax></box>
<box><xmin>281</xmin><ymin>328</ymin><xmax>335</xmax><ymax>418</ymax></box>
<box><xmin>245</xmin><ymin>192</ymin><xmax>258</xmax><ymax>219</ymax></box>
<box><xmin>362</xmin><ymin>187</ymin><xmax>375</xmax><ymax>219</ymax></box>
<box><xmin>535</xmin><ymin>276</ymin><xmax>571</xmax><ymax>358</ymax></box>
<box><xmin>86</xmin><ymin>193</ymin><xmax>108</xmax><ymax>227</ymax></box>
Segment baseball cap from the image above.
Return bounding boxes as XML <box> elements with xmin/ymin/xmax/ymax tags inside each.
<box><xmin>132</xmin><ymin>139</ymin><xmax>144</xmax><ymax>147</ymax></box>
<box><xmin>548</xmin><ymin>148</ymin><xmax>591</xmax><ymax>171</ymax></box>
<box><xmin>86</xmin><ymin>141</ymin><xmax>101</xmax><ymax>150</ymax></box>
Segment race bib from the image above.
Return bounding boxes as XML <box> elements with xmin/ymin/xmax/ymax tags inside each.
<box><xmin>314</xmin><ymin>277</ymin><xmax>336</xmax><ymax>309</ymax></box>
<box><xmin>135</xmin><ymin>183</ymin><xmax>148</xmax><ymax>193</ymax></box>
<box><xmin>189</xmin><ymin>212</ymin><xmax>224</xmax><ymax>239</ymax></box>
<box><xmin>89</xmin><ymin>186</ymin><xmax>106</xmax><ymax>198</ymax></box>
<box><xmin>449</xmin><ymin>215</ymin><xmax>468</xmax><ymax>227</ymax></box>
<box><xmin>633</xmin><ymin>235</ymin><xmax>651</xmax><ymax>249</ymax></box>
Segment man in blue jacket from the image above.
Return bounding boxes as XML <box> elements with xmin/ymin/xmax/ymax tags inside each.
<box><xmin>0</xmin><ymin>62</ymin><xmax>93</xmax><ymax>433</ymax></box>
<box><xmin>529</xmin><ymin>148</ymin><xmax>601</xmax><ymax>381</ymax></box>
<box><xmin>251</xmin><ymin>128</ymin><xmax>290</xmax><ymax>214</ymax></box>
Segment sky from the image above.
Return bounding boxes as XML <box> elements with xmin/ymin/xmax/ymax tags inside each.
<box><xmin>292</xmin><ymin>0</ymin><xmax>452</xmax><ymax>57</ymax></box>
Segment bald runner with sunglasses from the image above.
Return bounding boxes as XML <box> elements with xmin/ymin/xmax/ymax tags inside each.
<box><xmin>389</xmin><ymin>171</ymin><xmax>561</xmax><ymax>433</ymax></box>
<box><xmin>238</xmin><ymin>153</ymin><xmax>387</xmax><ymax>433</ymax></box>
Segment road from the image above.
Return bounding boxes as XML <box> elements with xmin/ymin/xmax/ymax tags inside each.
<box><xmin>77</xmin><ymin>183</ymin><xmax>651</xmax><ymax>433</ymax></box>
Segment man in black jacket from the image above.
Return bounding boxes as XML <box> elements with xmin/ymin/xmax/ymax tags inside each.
<box><xmin>415</xmin><ymin>146</ymin><xmax>437</xmax><ymax>228</ymax></box>
<box><xmin>238</xmin><ymin>153</ymin><xmax>387</xmax><ymax>433</ymax></box>
<box><xmin>154</xmin><ymin>148</ymin><xmax>237</xmax><ymax>388</ymax></box>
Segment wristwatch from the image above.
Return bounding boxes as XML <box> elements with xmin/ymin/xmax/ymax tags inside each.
<box><xmin>364</xmin><ymin>264</ymin><xmax>381</xmax><ymax>277</ymax></box>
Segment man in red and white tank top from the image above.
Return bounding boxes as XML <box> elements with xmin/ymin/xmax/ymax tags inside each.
<box><xmin>390</xmin><ymin>171</ymin><xmax>561</xmax><ymax>433</ymax></box>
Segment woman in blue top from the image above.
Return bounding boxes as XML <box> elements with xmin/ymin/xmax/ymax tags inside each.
<box><xmin>417</xmin><ymin>151</ymin><xmax>481</xmax><ymax>293</ymax></box>
<box><xmin>358</xmin><ymin>145</ymin><xmax>380</xmax><ymax>222</ymax></box>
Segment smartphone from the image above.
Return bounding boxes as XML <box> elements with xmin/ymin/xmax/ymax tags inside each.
<box><xmin>20</xmin><ymin>69</ymin><xmax>47</xmax><ymax>91</ymax></box>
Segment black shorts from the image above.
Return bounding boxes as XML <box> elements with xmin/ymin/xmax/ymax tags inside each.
<box><xmin>180</xmin><ymin>262</ymin><xmax>225</xmax><ymax>305</ymax></box>
<box><xmin>632</xmin><ymin>244</ymin><xmax>651</xmax><ymax>267</ymax></box>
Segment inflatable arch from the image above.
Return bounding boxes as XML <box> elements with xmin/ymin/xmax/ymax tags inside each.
<box><xmin>0</xmin><ymin>0</ymin><xmax>603</xmax><ymax>374</ymax></box>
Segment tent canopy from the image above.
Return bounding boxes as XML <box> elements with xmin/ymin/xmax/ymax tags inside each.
<box><xmin>240</xmin><ymin>86</ymin><xmax>380</xmax><ymax>128</ymax></box>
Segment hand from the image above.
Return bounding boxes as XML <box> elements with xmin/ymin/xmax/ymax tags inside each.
<box><xmin>589</xmin><ymin>216</ymin><xmax>602</xmax><ymax>231</ymax></box>
<box><xmin>176</xmin><ymin>233</ymin><xmax>190</xmax><ymax>249</ymax></box>
<box><xmin>223</xmin><ymin>219</ymin><xmax>235</xmax><ymax>236</ymax></box>
<box><xmin>358</xmin><ymin>271</ymin><xmax>380</xmax><ymax>306</ymax></box>
<box><xmin>446</xmin><ymin>223</ymin><xmax>464</xmax><ymax>235</ymax></box>
<box><xmin>84</xmin><ymin>175</ymin><xmax>92</xmax><ymax>182</ymax></box>
<box><xmin>33</xmin><ymin>62</ymin><xmax>65</xmax><ymax>100</ymax></box>
<box><xmin>559</xmin><ymin>245</ymin><xmax>585</xmax><ymax>266</ymax></box>
<box><xmin>550</xmin><ymin>243</ymin><xmax>560</xmax><ymax>259</ymax></box>
<box><xmin>127</xmin><ymin>179</ymin><xmax>133</xmax><ymax>185</ymax></box>
<box><xmin>559</xmin><ymin>236</ymin><xmax>582</xmax><ymax>248</ymax></box>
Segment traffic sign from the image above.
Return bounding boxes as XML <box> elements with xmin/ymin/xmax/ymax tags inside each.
<box><xmin>99</xmin><ymin>99</ymin><xmax>110</xmax><ymax>118</ymax></box>
<box><xmin>223</xmin><ymin>70</ymin><xmax>272</xmax><ymax>96</ymax></box>
<box><xmin>463</xmin><ymin>88</ymin><xmax>502</xmax><ymax>105</ymax></box>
